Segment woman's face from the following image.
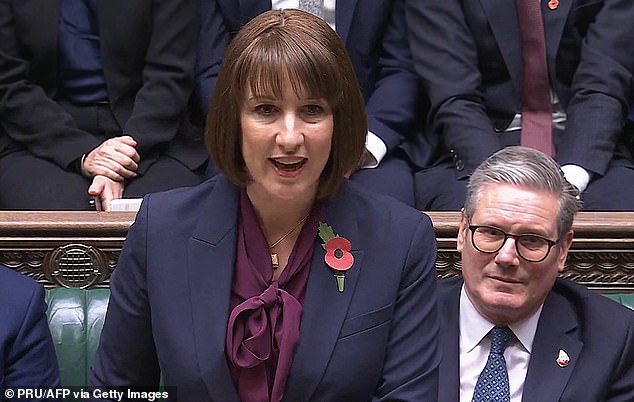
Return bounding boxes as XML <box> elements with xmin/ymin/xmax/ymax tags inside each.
<box><xmin>240</xmin><ymin>80</ymin><xmax>333</xmax><ymax>202</ymax></box>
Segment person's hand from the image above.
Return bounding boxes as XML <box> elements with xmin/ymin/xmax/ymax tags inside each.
<box><xmin>82</xmin><ymin>136</ymin><xmax>140</xmax><ymax>181</ymax></box>
<box><xmin>88</xmin><ymin>175</ymin><xmax>125</xmax><ymax>212</ymax></box>
<box><xmin>561</xmin><ymin>164</ymin><xmax>591</xmax><ymax>194</ymax></box>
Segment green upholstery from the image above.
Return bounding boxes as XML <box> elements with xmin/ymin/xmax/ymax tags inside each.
<box><xmin>604</xmin><ymin>294</ymin><xmax>634</xmax><ymax>310</ymax></box>
<box><xmin>43</xmin><ymin>288</ymin><xmax>634</xmax><ymax>390</ymax></box>
<box><xmin>45</xmin><ymin>288</ymin><xmax>109</xmax><ymax>388</ymax></box>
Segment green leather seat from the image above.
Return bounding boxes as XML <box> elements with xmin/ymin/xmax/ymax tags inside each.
<box><xmin>43</xmin><ymin>287</ymin><xmax>634</xmax><ymax>391</ymax></box>
<box><xmin>604</xmin><ymin>294</ymin><xmax>634</xmax><ymax>310</ymax></box>
<box><xmin>45</xmin><ymin>288</ymin><xmax>109</xmax><ymax>388</ymax></box>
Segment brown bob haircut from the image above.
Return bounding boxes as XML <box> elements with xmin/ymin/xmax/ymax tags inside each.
<box><xmin>205</xmin><ymin>9</ymin><xmax>367</xmax><ymax>199</ymax></box>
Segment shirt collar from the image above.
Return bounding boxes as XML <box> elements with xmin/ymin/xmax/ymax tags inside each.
<box><xmin>459</xmin><ymin>284</ymin><xmax>542</xmax><ymax>353</ymax></box>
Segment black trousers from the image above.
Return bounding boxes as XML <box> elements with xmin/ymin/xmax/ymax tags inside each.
<box><xmin>0</xmin><ymin>101</ymin><xmax>204</xmax><ymax>210</ymax></box>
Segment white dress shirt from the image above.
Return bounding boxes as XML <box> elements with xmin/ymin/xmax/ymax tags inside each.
<box><xmin>272</xmin><ymin>0</ymin><xmax>336</xmax><ymax>28</ymax></box>
<box><xmin>459</xmin><ymin>285</ymin><xmax>542</xmax><ymax>402</ymax></box>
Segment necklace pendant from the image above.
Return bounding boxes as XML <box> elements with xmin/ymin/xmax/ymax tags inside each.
<box><xmin>271</xmin><ymin>253</ymin><xmax>280</xmax><ymax>269</ymax></box>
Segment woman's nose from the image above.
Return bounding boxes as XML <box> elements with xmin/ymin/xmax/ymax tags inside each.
<box><xmin>276</xmin><ymin>113</ymin><xmax>304</xmax><ymax>150</ymax></box>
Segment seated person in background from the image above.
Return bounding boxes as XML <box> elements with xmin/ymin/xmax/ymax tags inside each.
<box><xmin>0</xmin><ymin>0</ymin><xmax>208</xmax><ymax>211</ymax></box>
<box><xmin>196</xmin><ymin>0</ymin><xmax>429</xmax><ymax>206</ymax></box>
<box><xmin>0</xmin><ymin>265</ymin><xmax>60</xmax><ymax>394</ymax></box>
<box><xmin>438</xmin><ymin>146</ymin><xmax>634</xmax><ymax>402</ymax></box>
<box><xmin>406</xmin><ymin>0</ymin><xmax>634</xmax><ymax>210</ymax></box>
<box><xmin>91</xmin><ymin>10</ymin><xmax>440</xmax><ymax>401</ymax></box>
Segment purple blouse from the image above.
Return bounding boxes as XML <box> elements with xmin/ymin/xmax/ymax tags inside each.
<box><xmin>226</xmin><ymin>191</ymin><xmax>324</xmax><ymax>402</ymax></box>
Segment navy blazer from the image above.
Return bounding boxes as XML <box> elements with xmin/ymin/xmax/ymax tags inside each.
<box><xmin>91</xmin><ymin>176</ymin><xmax>441</xmax><ymax>401</ymax></box>
<box><xmin>406</xmin><ymin>0</ymin><xmax>634</xmax><ymax>178</ymax></box>
<box><xmin>437</xmin><ymin>276</ymin><xmax>634</xmax><ymax>402</ymax></box>
<box><xmin>0</xmin><ymin>0</ymin><xmax>207</xmax><ymax>173</ymax></box>
<box><xmin>196</xmin><ymin>0</ymin><xmax>426</xmax><ymax>164</ymax></box>
<box><xmin>0</xmin><ymin>266</ymin><xmax>59</xmax><ymax>397</ymax></box>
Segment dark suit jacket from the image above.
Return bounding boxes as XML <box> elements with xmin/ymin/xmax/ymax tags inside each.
<box><xmin>406</xmin><ymin>0</ymin><xmax>634</xmax><ymax>178</ymax></box>
<box><xmin>0</xmin><ymin>265</ymin><xmax>60</xmax><ymax>396</ymax></box>
<box><xmin>196</xmin><ymin>0</ymin><xmax>429</xmax><ymax>166</ymax></box>
<box><xmin>0</xmin><ymin>0</ymin><xmax>207</xmax><ymax>173</ymax></box>
<box><xmin>90</xmin><ymin>175</ymin><xmax>441</xmax><ymax>401</ymax></box>
<box><xmin>437</xmin><ymin>276</ymin><xmax>634</xmax><ymax>402</ymax></box>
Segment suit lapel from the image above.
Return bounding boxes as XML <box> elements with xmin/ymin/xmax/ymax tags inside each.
<box><xmin>23</xmin><ymin>0</ymin><xmax>59</xmax><ymax>86</ymax></box>
<box><xmin>521</xmin><ymin>289</ymin><xmax>582</xmax><ymax>402</ymax></box>
<box><xmin>335</xmin><ymin>0</ymin><xmax>358</xmax><ymax>43</ymax></box>
<box><xmin>543</xmin><ymin>0</ymin><xmax>572</xmax><ymax>80</ymax></box>
<box><xmin>438</xmin><ymin>278</ymin><xmax>462</xmax><ymax>402</ymax></box>
<box><xmin>188</xmin><ymin>177</ymin><xmax>241</xmax><ymax>402</ymax></box>
<box><xmin>479</xmin><ymin>0</ymin><xmax>523</xmax><ymax>94</ymax></box>
<box><xmin>283</xmin><ymin>183</ymin><xmax>364</xmax><ymax>402</ymax></box>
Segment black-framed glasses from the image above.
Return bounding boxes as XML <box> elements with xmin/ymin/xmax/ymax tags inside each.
<box><xmin>467</xmin><ymin>223</ymin><xmax>559</xmax><ymax>262</ymax></box>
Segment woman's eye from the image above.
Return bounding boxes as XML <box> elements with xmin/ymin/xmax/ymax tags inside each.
<box><xmin>255</xmin><ymin>105</ymin><xmax>276</xmax><ymax>116</ymax></box>
<box><xmin>303</xmin><ymin>104</ymin><xmax>324</xmax><ymax>116</ymax></box>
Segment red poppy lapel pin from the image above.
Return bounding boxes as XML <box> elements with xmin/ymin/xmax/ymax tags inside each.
<box><xmin>318</xmin><ymin>222</ymin><xmax>354</xmax><ymax>293</ymax></box>
<box><xmin>556</xmin><ymin>349</ymin><xmax>570</xmax><ymax>368</ymax></box>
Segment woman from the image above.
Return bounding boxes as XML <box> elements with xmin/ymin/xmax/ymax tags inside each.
<box><xmin>91</xmin><ymin>9</ymin><xmax>440</xmax><ymax>402</ymax></box>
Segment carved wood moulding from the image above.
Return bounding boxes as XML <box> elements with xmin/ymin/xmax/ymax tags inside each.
<box><xmin>0</xmin><ymin>211</ymin><xmax>633</xmax><ymax>291</ymax></box>
<box><xmin>0</xmin><ymin>245</ymin><xmax>118</xmax><ymax>289</ymax></box>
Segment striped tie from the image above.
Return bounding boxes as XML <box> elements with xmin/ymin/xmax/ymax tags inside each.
<box><xmin>516</xmin><ymin>0</ymin><xmax>554</xmax><ymax>156</ymax></box>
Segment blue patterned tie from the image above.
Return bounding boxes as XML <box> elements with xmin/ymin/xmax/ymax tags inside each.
<box><xmin>471</xmin><ymin>326</ymin><xmax>513</xmax><ymax>402</ymax></box>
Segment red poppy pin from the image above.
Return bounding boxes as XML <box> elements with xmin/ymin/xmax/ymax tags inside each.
<box><xmin>556</xmin><ymin>349</ymin><xmax>570</xmax><ymax>368</ymax></box>
<box><xmin>318</xmin><ymin>222</ymin><xmax>354</xmax><ymax>292</ymax></box>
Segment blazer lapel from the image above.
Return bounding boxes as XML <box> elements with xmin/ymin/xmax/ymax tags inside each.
<box><xmin>283</xmin><ymin>183</ymin><xmax>364</xmax><ymax>402</ymax></box>
<box><xmin>543</xmin><ymin>0</ymin><xmax>572</xmax><ymax>80</ymax></box>
<box><xmin>521</xmin><ymin>290</ymin><xmax>582</xmax><ymax>402</ymax></box>
<box><xmin>335</xmin><ymin>0</ymin><xmax>358</xmax><ymax>43</ymax></box>
<box><xmin>22</xmin><ymin>0</ymin><xmax>59</xmax><ymax>87</ymax></box>
<box><xmin>188</xmin><ymin>177</ymin><xmax>241</xmax><ymax>402</ymax></box>
<box><xmin>438</xmin><ymin>278</ymin><xmax>462</xmax><ymax>402</ymax></box>
<box><xmin>479</xmin><ymin>0</ymin><xmax>523</xmax><ymax>95</ymax></box>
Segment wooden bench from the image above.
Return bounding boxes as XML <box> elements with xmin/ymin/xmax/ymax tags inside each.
<box><xmin>1</xmin><ymin>211</ymin><xmax>633</xmax><ymax>293</ymax></box>
<box><xmin>0</xmin><ymin>211</ymin><xmax>134</xmax><ymax>289</ymax></box>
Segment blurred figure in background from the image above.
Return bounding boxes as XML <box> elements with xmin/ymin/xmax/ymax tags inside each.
<box><xmin>407</xmin><ymin>0</ymin><xmax>634</xmax><ymax>211</ymax></box>
<box><xmin>0</xmin><ymin>0</ymin><xmax>207</xmax><ymax>210</ymax></box>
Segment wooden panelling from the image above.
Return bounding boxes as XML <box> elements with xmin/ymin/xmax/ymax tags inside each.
<box><xmin>1</xmin><ymin>211</ymin><xmax>633</xmax><ymax>292</ymax></box>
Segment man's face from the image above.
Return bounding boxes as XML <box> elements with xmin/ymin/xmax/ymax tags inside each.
<box><xmin>457</xmin><ymin>183</ymin><xmax>573</xmax><ymax>325</ymax></box>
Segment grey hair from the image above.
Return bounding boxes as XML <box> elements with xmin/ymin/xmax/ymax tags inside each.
<box><xmin>464</xmin><ymin>146</ymin><xmax>582</xmax><ymax>238</ymax></box>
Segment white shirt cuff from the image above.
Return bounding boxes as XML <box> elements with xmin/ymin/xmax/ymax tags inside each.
<box><xmin>561</xmin><ymin>164</ymin><xmax>591</xmax><ymax>193</ymax></box>
<box><xmin>361</xmin><ymin>131</ymin><xmax>387</xmax><ymax>169</ymax></box>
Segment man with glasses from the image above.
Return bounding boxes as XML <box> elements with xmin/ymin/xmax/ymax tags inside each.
<box><xmin>438</xmin><ymin>146</ymin><xmax>634</xmax><ymax>402</ymax></box>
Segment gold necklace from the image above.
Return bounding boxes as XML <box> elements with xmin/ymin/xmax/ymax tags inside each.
<box><xmin>269</xmin><ymin>214</ymin><xmax>309</xmax><ymax>269</ymax></box>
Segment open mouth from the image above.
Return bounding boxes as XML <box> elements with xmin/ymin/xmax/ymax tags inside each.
<box><xmin>270</xmin><ymin>158</ymin><xmax>307</xmax><ymax>173</ymax></box>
